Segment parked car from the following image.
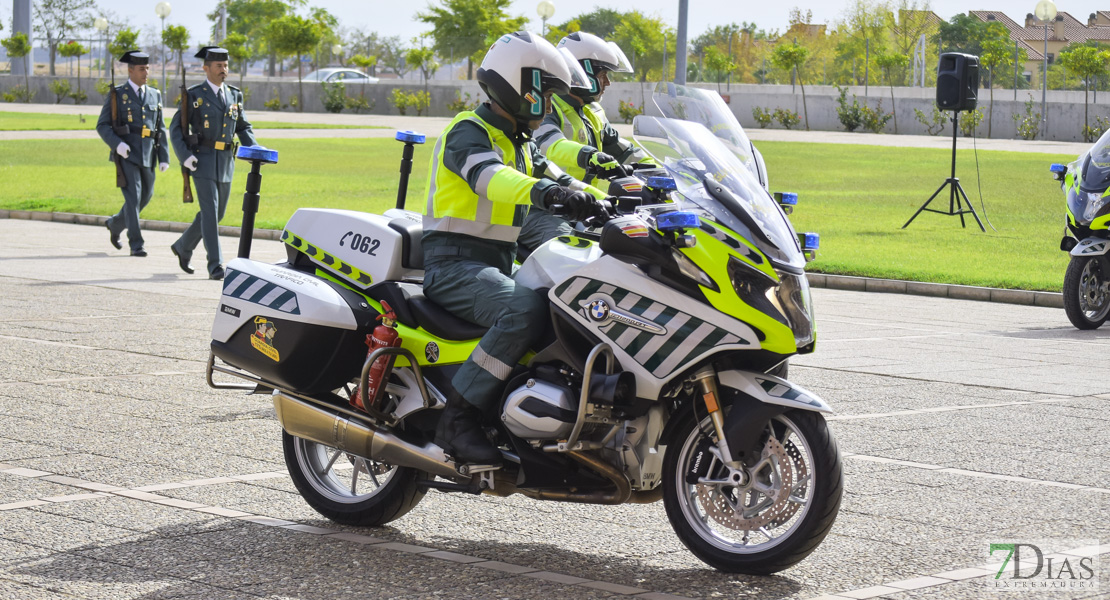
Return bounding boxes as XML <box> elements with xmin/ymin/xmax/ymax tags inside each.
<box><xmin>301</xmin><ymin>68</ymin><xmax>378</xmax><ymax>83</ymax></box>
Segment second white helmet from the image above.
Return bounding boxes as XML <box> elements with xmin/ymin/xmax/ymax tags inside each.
<box><xmin>477</xmin><ymin>31</ymin><xmax>589</xmax><ymax>126</ymax></box>
<box><xmin>557</xmin><ymin>32</ymin><xmax>633</xmax><ymax>102</ymax></box>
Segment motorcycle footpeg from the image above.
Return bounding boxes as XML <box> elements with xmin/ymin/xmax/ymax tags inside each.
<box><xmin>415</xmin><ymin>478</ymin><xmax>484</xmax><ymax>495</ymax></box>
<box><xmin>455</xmin><ymin>463</ymin><xmax>501</xmax><ymax>476</ymax></box>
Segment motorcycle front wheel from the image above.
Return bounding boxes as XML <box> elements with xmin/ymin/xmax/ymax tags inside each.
<box><xmin>282</xmin><ymin>431</ymin><xmax>426</xmax><ymax>526</ymax></box>
<box><xmin>1063</xmin><ymin>255</ymin><xmax>1110</xmax><ymax>329</ymax></box>
<box><xmin>662</xmin><ymin>408</ymin><xmax>842</xmax><ymax>574</ymax></box>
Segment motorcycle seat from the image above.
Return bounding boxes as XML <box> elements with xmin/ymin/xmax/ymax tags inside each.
<box><xmin>367</xmin><ymin>281</ymin><xmax>488</xmax><ymax>341</ymax></box>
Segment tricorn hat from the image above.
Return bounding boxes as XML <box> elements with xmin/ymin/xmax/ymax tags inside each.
<box><xmin>194</xmin><ymin>46</ymin><xmax>229</xmax><ymax>62</ymax></box>
<box><xmin>119</xmin><ymin>50</ymin><xmax>149</xmax><ymax>65</ymax></box>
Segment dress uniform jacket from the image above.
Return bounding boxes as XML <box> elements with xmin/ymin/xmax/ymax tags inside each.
<box><xmin>169</xmin><ymin>83</ymin><xmax>256</xmax><ymax>180</ymax></box>
<box><xmin>96</xmin><ymin>83</ymin><xmax>169</xmax><ymax>168</ymax></box>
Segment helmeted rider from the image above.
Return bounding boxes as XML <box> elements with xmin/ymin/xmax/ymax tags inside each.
<box><xmin>422</xmin><ymin>31</ymin><xmax>607</xmax><ymax>465</ymax></box>
<box><xmin>519</xmin><ymin>32</ymin><xmax>656</xmax><ymax>252</ymax></box>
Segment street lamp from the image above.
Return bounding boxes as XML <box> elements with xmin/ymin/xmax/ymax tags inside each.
<box><xmin>155</xmin><ymin>2</ymin><xmax>171</xmax><ymax>92</ymax></box>
<box><xmin>331</xmin><ymin>43</ymin><xmax>343</xmax><ymax>66</ymax></box>
<box><xmin>94</xmin><ymin>17</ymin><xmax>108</xmax><ymax>79</ymax></box>
<box><xmin>1035</xmin><ymin>0</ymin><xmax>1057</xmax><ymax>139</ymax></box>
<box><xmin>537</xmin><ymin>1</ymin><xmax>555</xmax><ymax>37</ymax></box>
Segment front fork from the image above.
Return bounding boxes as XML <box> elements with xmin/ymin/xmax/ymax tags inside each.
<box><xmin>691</xmin><ymin>366</ymin><xmax>741</xmax><ymax>469</ymax></box>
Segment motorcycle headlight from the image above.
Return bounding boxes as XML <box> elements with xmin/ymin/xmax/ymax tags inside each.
<box><xmin>671</xmin><ymin>248</ymin><xmax>717</xmax><ymax>290</ymax></box>
<box><xmin>726</xmin><ymin>257</ymin><xmax>815</xmax><ymax>350</ymax></box>
<box><xmin>1084</xmin><ymin>192</ymin><xmax>1109</xmax><ymax>222</ymax></box>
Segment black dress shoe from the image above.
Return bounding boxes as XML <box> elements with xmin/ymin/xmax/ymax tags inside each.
<box><xmin>171</xmin><ymin>246</ymin><xmax>194</xmax><ymax>274</ymax></box>
<box><xmin>130</xmin><ymin>249</ymin><xmax>148</xmax><ymax>257</ymax></box>
<box><xmin>209</xmin><ymin>266</ymin><xmax>225</xmax><ymax>281</ymax></box>
<box><xmin>106</xmin><ymin>221</ymin><xmax>121</xmax><ymax>250</ymax></box>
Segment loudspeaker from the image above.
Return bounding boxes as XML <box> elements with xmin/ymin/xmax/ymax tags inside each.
<box><xmin>936</xmin><ymin>52</ymin><xmax>979</xmax><ymax>112</ymax></box>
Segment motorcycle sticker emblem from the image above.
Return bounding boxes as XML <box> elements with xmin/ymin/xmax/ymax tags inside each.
<box><xmin>588</xmin><ymin>299</ymin><xmax>610</xmax><ymax>321</ymax></box>
<box><xmin>250</xmin><ymin>316</ymin><xmax>280</xmax><ymax>362</ymax></box>
<box><xmin>425</xmin><ymin>342</ymin><xmax>440</xmax><ymax>363</ymax></box>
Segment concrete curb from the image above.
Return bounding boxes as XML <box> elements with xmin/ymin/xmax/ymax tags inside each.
<box><xmin>1</xmin><ymin>209</ymin><xmax>1064</xmax><ymax>309</ymax></box>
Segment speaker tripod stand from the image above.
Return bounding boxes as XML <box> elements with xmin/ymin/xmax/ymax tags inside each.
<box><xmin>902</xmin><ymin>110</ymin><xmax>985</xmax><ymax>232</ymax></box>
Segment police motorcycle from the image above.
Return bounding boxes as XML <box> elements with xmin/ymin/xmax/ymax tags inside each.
<box><xmin>1051</xmin><ymin>129</ymin><xmax>1110</xmax><ymax>329</ymax></box>
<box><xmin>206</xmin><ymin>112</ymin><xmax>838</xmax><ymax>574</ymax></box>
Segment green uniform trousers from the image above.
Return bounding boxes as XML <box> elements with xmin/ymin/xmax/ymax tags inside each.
<box><xmin>422</xmin><ymin>254</ymin><xmax>548</xmax><ymax>411</ymax></box>
<box><xmin>517</xmin><ymin>208</ymin><xmax>574</xmax><ymax>256</ymax></box>
<box><xmin>106</xmin><ymin>161</ymin><xmax>156</xmax><ymax>252</ymax></box>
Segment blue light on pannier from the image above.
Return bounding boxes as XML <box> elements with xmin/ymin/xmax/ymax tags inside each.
<box><xmin>646</xmin><ymin>176</ymin><xmax>677</xmax><ymax>190</ymax></box>
<box><xmin>236</xmin><ymin>145</ymin><xmax>279</xmax><ymax>164</ymax></box>
<box><xmin>803</xmin><ymin>232</ymin><xmax>820</xmax><ymax>250</ymax></box>
<box><xmin>396</xmin><ymin>130</ymin><xmax>426</xmax><ymax>144</ymax></box>
<box><xmin>656</xmin><ymin>211</ymin><xmax>700</xmax><ymax>232</ymax></box>
<box><xmin>1050</xmin><ymin>163</ymin><xmax>1066</xmax><ymax>174</ymax></box>
<box><xmin>777</xmin><ymin>192</ymin><xmax>798</xmax><ymax>205</ymax></box>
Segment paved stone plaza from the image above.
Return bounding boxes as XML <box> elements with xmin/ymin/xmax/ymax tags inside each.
<box><xmin>0</xmin><ymin>219</ymin><xmax>1107</xmax><ymax>600</ymax></box>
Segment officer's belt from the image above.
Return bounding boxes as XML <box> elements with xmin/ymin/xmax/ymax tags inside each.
<box><xmin>195</xmin><ymin>137</ymin><xmax>237</xmax><ymax>151</ymax></box>
<box><xmin>113</xmin><ymin>124</ymin><xmax>160</xmax><ymax>140</ymax></box>
<box><xmin>426</xmin><ymin>245</ymin><xmax>506</xmax><ymax>264</ymax></box>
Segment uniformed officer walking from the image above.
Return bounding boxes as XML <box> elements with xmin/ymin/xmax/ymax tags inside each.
<box><xmin>423</xmin><ymin>32</ymin><xmax>604</xmax><ymax>465</ymax></box>
<box><xmin>169</xmin><ymin>46</ymin><xmax>256</xmax><ymax>280</ymax></box>
<box><xmin>95</xmin><ymin>51</ymin><xmax>169</xmax><ymax>256</ymax></box>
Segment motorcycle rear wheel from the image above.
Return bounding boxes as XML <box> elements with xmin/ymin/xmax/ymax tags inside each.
<box><xmin>1063</xmin><ymin>255</ymin><xmax>1110</xmax><ymax>329</ymax></box>
<box><xmin>662</xmin><ymin>408</ymin><xmax>842</xmax><ymax>574</ymax></box>
<box><xmin>283</xmin><ymin>432</ymin><xmax>426</xmax><ymax>526</ymax></box>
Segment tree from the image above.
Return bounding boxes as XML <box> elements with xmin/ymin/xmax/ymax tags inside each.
<box><xmin>1059</xmin><ymin>45</ymin><xmax>1110</xmax><ymax>141</ymax></box>
<box><xmin>835</xmin><ymin>0</ymin><xmax>889</xmax><ymax>87</ymax></box>
<box><xmin>161</xmin><ymin>24</ymin><xmax>189</xmax><ymax>86</ymax></box>
<box><xmin>223</xmin><ymin>32</ymin><xmax>251</xmax><ymax>88</ymax></box>
<box><xmin>417</xmin><ymin>0</ymin><xmax>527</xmax><ymax>80</ymax></box>
<box><xmin>874</xmin><ymin>50</ymin><xmax>907</xmax><ymax>133</ymax></box>
<box><xmin>979</xmin><ymin>25</ymin><xmax>1019</xmax><ymax>137</ymax></box>
<box><xmin>934</xmin><ymin>13</ymin><xmax>987</xmax><ymax>55</ymax></box>
<box><xmin>269</xmin><ymin>14</ymin><xmax>321</xmax><ymax>111</ymax></box>
<box><xmin>703</xmin><ymin>46</ymin><xmax>737</xmax><ymax>93</ymax></box>
<box><xmin>564</xmin><ymin>8</ymin><xmax>622</xmax><ymax>39</ymax></box>
<box><xmin>406</xmin><ymin>37</ymin><xmax>438</xmax><ymax>95</ymax></box>
<box><xmin>1</xmin><ymin>32</ymin><xmax>33</xmax><ymax>96</ymax></box>
<box><xmin>612</xmin><ymin>11</ymin><xmax>674</xmax><ymax>83</ymax></box>
<box><xmin>209</xmin><ymin>0</ymin><xmax>294</xmax><ymax>77</ymax></box>
<box><xmin>57</xmin><ymin>39</ymin><xmax>87</xmax><ymax>93</ymax></box>
<box><xmin>379</xmin><ymin>36</ymin><xmax>409</xmax><ymax>78</ymax></box>
<box><xmin>771</xmin><ymin>42</ymin><xmax>811</xmax><ymax>130</ymax></box>
<box><xmin>108</xmin><ymin>28</ymin><xmax>139</xmax><ymax>82</ymax></box>
<box><xmin>33</xmin><ymin>0</ymin><xmax>95</xmax><ymax>75</ymax></box>
<box><xmin>308</xmin><ymin>7</ymin><xmax>338</xmax><ymax>71</ymax></box>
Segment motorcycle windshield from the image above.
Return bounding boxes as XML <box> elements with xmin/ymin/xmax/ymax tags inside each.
<box><xmin>632</xmin><ymin>116</ymin><xmax>803</xmax><ymax>270</ymax></box>
<box><xmin>1083</xmin><ymin>127</ymin><xmax>1110</xmax><ymax>191</ymax></box>
<box><xmin>652</xmin><ymin>82</ymin><xmax>756</xmax><ymax>172</ymax></box>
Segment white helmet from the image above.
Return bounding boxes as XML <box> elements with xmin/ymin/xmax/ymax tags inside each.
<box><xmin>557</xmin><ymin>32</ymin><xmax>633</xmax><ymax>102</ymax></box>
<box><xmin>477</xmin><ymin>31</ymin><xmax>589</xmax><ymax>127</ymax></box>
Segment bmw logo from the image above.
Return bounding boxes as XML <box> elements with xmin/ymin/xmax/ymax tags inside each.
<box><xmin>425</xmin><ymin>342</ymin><xmax>440</xmax><ymax>363</ymax></box>
<box><xmin>588</xmin><ymin>299</ymin><xmax>610</xmax><ymax>321</ymax></box>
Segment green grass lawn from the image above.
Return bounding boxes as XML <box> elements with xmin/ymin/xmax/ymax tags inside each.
<box><xmin>0</xmin><ymin>136</ymin><xmax>1076</xmax><ymax>291</ymax></box>
<box><xmin>0</xmin><ymin>111</ymin><xmax>385</xmax><ymax>130</ymax></box>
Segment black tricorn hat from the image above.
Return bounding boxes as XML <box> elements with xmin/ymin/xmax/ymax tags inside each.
<box><xmin>119</xmin><ymin>50</ymin><xmax>149</xmax><ymax>65</ymax></box>
<box><xmin>194</xmin><ymin>46</ymin><xmax>229</xmax><ymax>62</ymax></box>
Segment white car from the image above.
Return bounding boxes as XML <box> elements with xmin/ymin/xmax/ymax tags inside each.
<box><xmin>302</xmin><ymin>68</ymin><xmax>378</xmax><ymax>83</ymax></box>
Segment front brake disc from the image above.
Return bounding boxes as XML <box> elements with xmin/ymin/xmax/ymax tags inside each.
<box><xmin>696</xmin><ymin>435</ymin><xmax>801</xmax><ymax>531</ymax></box>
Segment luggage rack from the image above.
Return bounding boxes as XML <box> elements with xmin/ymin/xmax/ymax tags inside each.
<box><xmin>206</xmin><ymin>352</ymin><xmax>265</xmax><ymax>392</ymax></box>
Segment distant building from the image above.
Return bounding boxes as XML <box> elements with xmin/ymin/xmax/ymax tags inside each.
<box><xmin>971</xmin><ymin>10</ymin><xmax>1110</xmax><ymax>81</ymax></box>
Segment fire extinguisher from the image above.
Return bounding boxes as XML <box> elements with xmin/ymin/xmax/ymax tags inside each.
<box><xmin>350</xmin><ymin>300</ymin><xmax>402</xmax><ymax>412</ymax></box>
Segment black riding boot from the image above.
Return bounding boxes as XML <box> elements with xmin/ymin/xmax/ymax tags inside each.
<box><xmin>434</xmin><ymin>391</ymin><xmax>502</xmax><ymax>465</ymax></box>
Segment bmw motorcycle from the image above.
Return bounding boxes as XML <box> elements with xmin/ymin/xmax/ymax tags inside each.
<box><xmin>206</xmin><ymin>110</ymin><xmax>839</xmax><ymax>574</ymax></box>
<box><xmin>1051</xmin><ymin>130</ymin><xmax>1110</xmax><ymax>329</ymax></box>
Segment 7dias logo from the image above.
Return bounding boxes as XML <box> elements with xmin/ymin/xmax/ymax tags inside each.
<box><xmin>989</xmin><ymin>542</ymin><xmax>1099</xmax><ymax>591</ymax></box>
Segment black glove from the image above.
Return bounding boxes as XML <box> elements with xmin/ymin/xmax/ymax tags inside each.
<box><xmin>544</xmin><ymin>186</ymin><xmax>603</xmax><ymax>222</ymax></box>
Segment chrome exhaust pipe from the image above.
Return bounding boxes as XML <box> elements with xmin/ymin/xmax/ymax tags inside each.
<box><xmin>272</xmin><ymin>391</ymin><xmax>459</xmax><ymax>480</ymax></box>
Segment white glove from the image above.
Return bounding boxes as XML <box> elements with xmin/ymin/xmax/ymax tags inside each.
<box><xmin>159</xmin><ymin>162</ymin><xmax>169</xmax><ymax>173</ymax></box>
<box><xmin>184</xmin><ymin>155</ymin><xmax>198</xmax><ymax>172</ymax></box>
<box><xmin>115</xmin><ymin>142</ymin><xmax>130</xmax><ymax>159</ymax></box>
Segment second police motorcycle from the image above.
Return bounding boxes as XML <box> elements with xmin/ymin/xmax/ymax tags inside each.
<box><xmin>207</xmin><ymin>83</ymin><xmax>840</xmax><ymax>574</ymax></box>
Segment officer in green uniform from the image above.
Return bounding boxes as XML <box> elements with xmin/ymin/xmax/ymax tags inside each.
<box><xmin>96</xmin><ymin>51</ymin><xmax>169</xmax><ymax>256</ymax></box>
<box><xmin>520</xmin><ymin>32</ymin><xmax>655</xmax><ymax>251</ymax></box>
<box><xmin>169</xmin><ymin>46</ymin><xmax>256</xmax><ymax>280</ymax></box>
<box><xmin>424</xmin><ymin>31</ymin><xmax>603</xmax><ymax>465</ymax></box>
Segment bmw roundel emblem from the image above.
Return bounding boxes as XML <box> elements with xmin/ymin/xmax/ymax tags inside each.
<box><xmin>588</xmin><ymin>299</ymin><xmax>610</xmax><ymax>321</ymax></box>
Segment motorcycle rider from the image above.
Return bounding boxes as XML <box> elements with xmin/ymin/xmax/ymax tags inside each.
<box><xmin>520</xmin><ymin>32</ymin><xmax>655</xmax><ymax>251</ymax></box>
<box><xmin>422</xmin><ymin>31</ymin><xmax>605</xmax><ymax>465</ymax></box>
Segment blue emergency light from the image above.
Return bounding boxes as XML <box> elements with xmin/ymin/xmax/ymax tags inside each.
<box><xmin>1050</xmin><ymin>163</ymin><xmax>1066</xmax><ymax>174</ymax></box>
<box><xmin>656</xmin><ymin>211</ymin><xmax>700</xmax><ymax>232</ymax></box>
<box><xmin>396</xmin><ymin>130</ymin><xmax>426</xmax><ymax>144</ymax></box>
<box><xmin>776</xmin><ymin>192</ymin><xmax>798</xmax><ymax>206</ymax></box>
<box><xmin>803</xmin><ymin>232</ymin><xmax>820</xmax><ymax>250</ymax></box>
<box><xmin>646</xmin><ymin>176</ymin><xmax>677</xmax><ymax>190</ymax></box>
<box><xmin>236</xmin><ymin>145</ymin><xmax>279</xmax><ymax>164</ymax></box>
